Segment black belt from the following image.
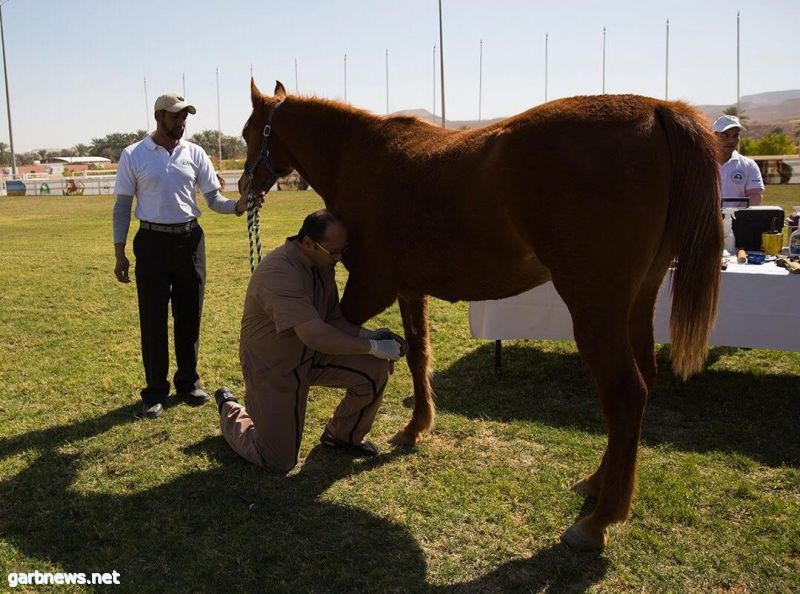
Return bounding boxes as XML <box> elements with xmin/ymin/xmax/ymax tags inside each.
<box><xmin>140</xmin><ymin>219</ymin><xmax>199</xmax><ymax>234</ymax></box>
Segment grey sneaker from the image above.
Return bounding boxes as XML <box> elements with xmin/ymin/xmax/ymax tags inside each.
<box><xmin>142</xmin><ymin>402</ymin><xmax>164</xmax><ymax>419</ymax></box>
<box><xmin>180</xmin><ymin>388</ymin><xmax>210</xmax><ymax>406</ymax></box>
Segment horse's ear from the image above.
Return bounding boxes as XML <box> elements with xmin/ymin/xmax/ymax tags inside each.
<box><xmin>274</xmin><ymin>81</ymin><xmax>287</xmax><ymax>99</ymax></box>
<box><xmin>251</xmin><ymin>78</ymin><xmax>263</xmax><ymax>107</ymax></box>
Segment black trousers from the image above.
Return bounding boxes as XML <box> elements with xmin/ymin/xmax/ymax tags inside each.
<box><xmin>133</xmin><ymin>226</ymin><xmax>206</xmax><ymax>405</ymax></box>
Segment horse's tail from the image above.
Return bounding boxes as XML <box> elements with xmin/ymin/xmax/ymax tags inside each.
<box><xmin>656</xmin><ymin>102</ymin><xmax>722</xmax><ymax>380</ymax></box>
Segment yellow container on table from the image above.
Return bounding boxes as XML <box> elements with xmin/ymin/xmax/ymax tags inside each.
<box><xmin>761</xmin><ymin>232</ymin><xmax>782</xmax><ymax>256</ymax></box>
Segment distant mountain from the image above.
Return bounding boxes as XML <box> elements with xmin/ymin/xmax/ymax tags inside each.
<box><xmin>697</xmin><ymin>89</ymin><xmax>800</xmax><ymax>124</ymax></box>
<box><xmin>394</xmin><ymin>90</ymin><xmax>800</xmax><ymax>137</ymax></box>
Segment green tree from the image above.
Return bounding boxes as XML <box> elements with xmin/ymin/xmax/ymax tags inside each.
<box><xmin>189</xmin><ymin>129</ymin><xmax>246</xmax><ymax>160</ymax></box>
<box><xmin>221</xmin><ymin>135</ymin><xmax>246</xmax><ymax>159</ymax></box>
<box><xmin>739</xmin><ymin>137</ymin><xmax>758</xmax><ymax>155</ymax></box>
<box><xmin>188</xmin><ymin>129</ymin><xmax>219</xmax><ymax>157</ymax></box>
<box><xmin>739</xmin><ymin>133</ymin><xmax>797</xmax><ymax>156</ymax></box>
<box><xmin>755</xmin><ymin>132</ymin><xmax>797</xmax><ymax>155</ymax></box>
<box><xmin>17</xmin><ymin>151</ymin><xmax>39</xmax><ymax>165</ymax></box>
<box><xmin>89</xmin><ymin>130</ymin><xmax>147</xmax><ymax>162</ymax></box>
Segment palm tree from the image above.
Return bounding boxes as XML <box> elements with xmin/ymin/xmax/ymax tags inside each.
<box><xmin>73</xmin><ymin>143</ymin><xmax>90</xmax><ymax>157</ymax></box>
<box><xmin>722</xmin><ymin>105</ymin><xmax>749</xmax><ymax>126</ymax></box>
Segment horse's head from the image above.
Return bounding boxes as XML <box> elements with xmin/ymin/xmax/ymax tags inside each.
<box><xmin>238</xmin><ymin>79</ymin><xmax>294</xmax><ymax>201</ymax></box>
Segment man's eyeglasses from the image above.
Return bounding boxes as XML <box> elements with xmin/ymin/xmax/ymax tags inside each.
<box><xmin>314</xmin><ymin>241</ymin><xmax>348</xmax><ymax>259</ymax></box>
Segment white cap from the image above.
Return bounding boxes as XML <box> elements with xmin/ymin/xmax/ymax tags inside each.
<box><xmin>154</xmin><ymin>92</ymin><xmax>196</xmax><ymax>114</ymax></box>
<box><xmin>713</xmin><ymin>115</ymin><xmax>744</xmax><ymax>133</ymax></box>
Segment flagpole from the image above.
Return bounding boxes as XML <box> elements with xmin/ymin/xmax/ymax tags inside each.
<box><xmin>736</xmin><ymin>11</ymin><xmax>740</xmax><ymax>115</ymax></box>
<box><xmin>216</xmin><ymin>67</ymin><xmax>222</xmax><ymax>166</ymax></box>
<box><xmin>665</xmin><ymin>19</ymin><xmax>669</xmax><ymax>100</ymax></box>
<box><xmin>478</xmin><ymin>39</ymin><xmax>482</xmax><ymax>122</ymax></box>
<box><xmin>143</xmin><ymin>76</ymin><xmax>149</xmax><ymax>132</ymax></box>
<box><xmin>385</xmin><ymin>48</ymin><xmax>389</xmax><ymax>114</ymax></box>
<box><xmin>602</xmin><ymin>27</ymin><xmax>606</xmax><ymax>94</ymax></box>
<box><xmin>182</xmin><ymin>72</ymin><xmax>188</xmax><ymax>137</ymax></box>
<box><xmin>438</xmin><ymin>0</ymin><xmax>446</xmax><ymax>128</ymax></box>
<box><xmin>0</xmin><ymin>1</ymin><xmax>16</xmax><ymax>176</ymax></box>
<box><xmin>432</xmin><ymin>45</ymin><xmax>437</xmax><ymax>125</ymax></box>
<box><xmin>544</xmin><ymin>33</ymin><xmax>548</xmax><ymax>103</ymax></box>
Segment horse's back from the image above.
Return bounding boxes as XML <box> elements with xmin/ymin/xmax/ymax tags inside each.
<box><xmin>475</xmin><ymin>95</ymin><xmax>676</xmax><ymax>283</ymax></box>
<box><xmin>381</xmin><ymin>95</ymin><xmax>713</xmax><ymax>305</ymax></box>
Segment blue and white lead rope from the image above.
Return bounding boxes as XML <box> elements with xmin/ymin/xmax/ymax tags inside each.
<box><xmin>246</xmin><ymin>192</ymin><xmax>262</xmax><ymax>273</ymax></box>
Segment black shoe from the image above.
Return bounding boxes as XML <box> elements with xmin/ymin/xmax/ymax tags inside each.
<box><xmin>179</xmin><ymin>388</ymin><xmax>210</xmax><ymax>406</ymax></box>
<box><xmin>320</xmin><ymin>427</ymin><xmax>379</xmax><ymax>457</ymax></box>
<box><xmin>142</xmin><ymin>402</ymin><xmax>164</xmax><ymax>419</ymax></box>
<box><xmin>214</xmin><ymin>387</ymin><xmax>238</xmax><ymax>414</ymax></box>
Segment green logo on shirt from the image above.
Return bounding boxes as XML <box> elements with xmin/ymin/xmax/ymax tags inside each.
<box><xmin>178</xmin><ymin>158</ymin><xmax>192</xmax><ymax>168</ymax></box>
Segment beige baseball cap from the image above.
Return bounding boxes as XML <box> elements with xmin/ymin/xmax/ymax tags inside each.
<box><xmin>154</xmin><ymin>92</ymin><xmax>197</xmax><ymax>114</ymax></box>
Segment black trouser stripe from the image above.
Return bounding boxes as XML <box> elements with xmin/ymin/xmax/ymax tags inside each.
<box><xmin>287</xmin><ymin>344</ymin><xmax>310</xmax><ymax>463</ymax></box>
<box><xmin>312</xmin><ymin>362</ymin><xmax>380</xmax><ymax>444</ymax></box>
<box><xmin>292</xmin><ymin>368</ymin><xmax>303</xmax><ymax>460</ymax></box>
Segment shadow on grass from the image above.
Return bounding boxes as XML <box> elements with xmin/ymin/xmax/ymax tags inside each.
<box><xmin>430</xmin><ymin>342</ymin><xmax>800</xmax><ymax>467</ymax></box>
<box><xmin>437</xmin><ymin>543</ymin><xmax>608</xmax><ymax>593</ymax></box>
<box><xmin>0</xmin><ymin>406</ymin><xmax>609</xmax><ymax>591</ymax></box>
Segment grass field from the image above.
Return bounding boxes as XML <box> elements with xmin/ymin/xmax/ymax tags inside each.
<box><xmin>1</xmin><ymin>190</ymin><xmax>799</xmax><ymax>592</ymax></box>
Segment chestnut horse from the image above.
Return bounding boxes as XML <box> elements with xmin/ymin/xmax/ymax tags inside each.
<box><xmin>238</xmin><ymin>80</ymin><xmax>722</xmax><ymax>551</ymax></box>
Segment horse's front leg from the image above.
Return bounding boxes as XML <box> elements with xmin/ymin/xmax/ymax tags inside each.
<box><xmin>339</xmin><ymin>268</ymin><xmax>398</xmax><ymax>325</ymax></box>
<box><xmin>389</xmin><ymin>292</ymin><xmax>434</xmax><ymax>447</ymax></box>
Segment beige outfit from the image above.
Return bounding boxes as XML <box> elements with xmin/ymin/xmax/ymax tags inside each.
<box><xmin>220</xmin><ymin>238</ymin><xmax>390</xmax><ymax>472</ymax></box>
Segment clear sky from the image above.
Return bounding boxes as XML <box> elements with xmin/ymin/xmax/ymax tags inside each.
<box><xmin>1</xmin><ymin>0</ymin><xmax>798</xmax><ymax>152</ymax></box>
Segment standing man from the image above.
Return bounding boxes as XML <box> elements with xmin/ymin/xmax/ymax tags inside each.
<box><xmin>714</xmin><ymin>114</ymin><xmax>764</xmax><ymax>206</ymax></box>
<box><xmin>215</xmin><ymin>210</ymin><xmax>405</xmax><ymax>472</ymax></box>
<box><xmin>113</xmin><ymin>91</ymin><xmax>258</xmax><ymax>419</ymax></box>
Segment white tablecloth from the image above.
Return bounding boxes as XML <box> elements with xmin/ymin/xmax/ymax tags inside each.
<box><xmin>469</xmin><ymin>262</ymin><xmax>800</xmax><ymax>351</ymax></box>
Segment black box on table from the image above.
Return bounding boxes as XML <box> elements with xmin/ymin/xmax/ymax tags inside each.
<box><xmin>731</xmin><ymin>206</ymin><xmax>784</xmax><ymax>251</ymax></box>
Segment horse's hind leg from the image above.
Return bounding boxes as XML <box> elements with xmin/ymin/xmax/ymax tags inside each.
<box><xmin>389</xmin><ymin>292</ymin><xmax>435</xmax><ymax>447</ymax></box>
<box><xmin>571</xmin><ymin>278</ymin><xmax>662</xmax><ymax>499</ymax></box>
<box><xmin>558</xmin><ymin>295</ymin><xmax>648</xmax><ymax>551</ymax></box>
<box><xmin>628</xmin><ymin>277</ymin><xmax>664</xmax><ymax>391</ymax></box>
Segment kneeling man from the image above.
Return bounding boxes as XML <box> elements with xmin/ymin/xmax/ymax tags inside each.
<box><xmin>216</xmin><ymin>209</ymin><xmax>405</xmax><ymax>472</ymax></box>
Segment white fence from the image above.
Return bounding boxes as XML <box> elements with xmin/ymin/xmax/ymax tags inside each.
<box><xmin>0</xmin><ymin>171</ymin><xmax>246</xmax><ymax>196</ymax></box>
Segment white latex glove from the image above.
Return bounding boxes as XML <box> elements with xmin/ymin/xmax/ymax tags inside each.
<box><xmin>368</xmin><ymin>338</ymin><xmax>402</xmax><ymax>361</ymax></box>
<box><xmin>360</xmin><ymin>327</ymin><xmax>408</xmax><ymax>356</ymax></box>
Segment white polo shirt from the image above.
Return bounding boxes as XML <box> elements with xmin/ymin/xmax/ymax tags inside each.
<box><xmin>719</xmin><ymin>150</ymin><xmax>764</xmax><ymax>200</ymax></box>
<box><xmin>114</xmin><ymin>136</ymin><xmax>220</xmax><ymax>224</ymax></box>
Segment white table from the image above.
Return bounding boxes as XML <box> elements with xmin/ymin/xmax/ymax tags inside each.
<box><xmin>469</xmin><ymin>262</ymin><xmax>800</xmax><ymax>369</ymax></box>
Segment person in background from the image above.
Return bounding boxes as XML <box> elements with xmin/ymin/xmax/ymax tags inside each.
<box><xmin>215</xmin><ymin>209</ymin><xmax>406</xmax><ymax>472</ymax></box>
<box><xmin>714</xmin><ymin>114</ymin><xmax>764</xmax><ymax>207</ymax></box>
<box><xmin>113</xmin><ymin>91</ymin><xmax>261</xmax><ymax>419</ymax></box>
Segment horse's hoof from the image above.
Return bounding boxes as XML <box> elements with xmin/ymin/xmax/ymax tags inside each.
<box><xmin>560</xmin><ymin>519</ymin><xmax>608</xmax><ymax>552</ymax></box>
<box><xmin>571</xmin><ymin>478</ymin><xmax>599</xmax><ymax>498</ymax></box>
<box><xmin>388</xmin><ymin>429</ymin><xmax>421</xmax><ymax>447</ymax></box>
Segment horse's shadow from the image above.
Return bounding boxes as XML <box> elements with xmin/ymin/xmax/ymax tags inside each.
<box><xmin>0</xmin><ymin>405</ymin><xmax>609</xmax><ymax>591</ymax></box>
<box><xmin>436</xmin><ymin>544</ymin><xmax>609</xmax><ymax>593</ymax></box>
<box><xmin>430</xmin><ymin>342</ymin><xmax>800</xmax><ymax>467</ymax></box>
